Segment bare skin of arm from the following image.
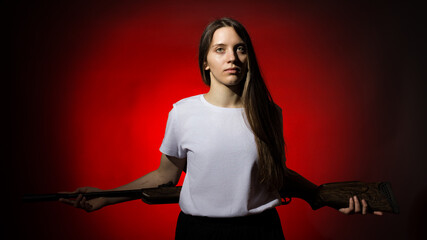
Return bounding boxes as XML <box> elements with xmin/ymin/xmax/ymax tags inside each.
<box><xmin>60</xmin><ymin>154</ymin><xmax>186</xmax><ymax>212</ymax></box>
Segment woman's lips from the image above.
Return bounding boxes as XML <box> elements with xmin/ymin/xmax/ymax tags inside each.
<box><xmin>224</xmin><ymin>68</ymin><xmax>240</xmax><ymax>73</ymax></box>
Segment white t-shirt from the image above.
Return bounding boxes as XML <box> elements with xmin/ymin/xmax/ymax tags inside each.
<box><xmin>160</xmin><ymin>94</ymin><xmax>281</xmax><ymax>217</ymax></box>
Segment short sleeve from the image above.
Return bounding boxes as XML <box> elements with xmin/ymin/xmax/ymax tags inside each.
<box><xmin>159</xmin><ymin>106</ymin><xmax>186</xmax><ymax>159</ymax></box>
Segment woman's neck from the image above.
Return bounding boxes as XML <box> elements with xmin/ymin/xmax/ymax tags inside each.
<box><xmin>204</xmin><ymin>82</ymin><xmax>243</xmax><ymax>108</ymax></box>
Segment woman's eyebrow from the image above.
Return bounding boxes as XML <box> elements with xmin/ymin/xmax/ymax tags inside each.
<box><xmin>211</xmin><ymin>42</ymin><xmax>245</xmax><ymax>48</ymax></box>
<box><xmin>211</xmin><ymin>43</ymin><xmax>227</xmax><ymax>48</ymax></box>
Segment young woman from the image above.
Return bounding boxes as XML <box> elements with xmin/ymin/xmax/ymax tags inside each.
<box><xmin>61</xmin><ymin>18</ymin><xmax>381</xmax><ymax>239</ymax></box>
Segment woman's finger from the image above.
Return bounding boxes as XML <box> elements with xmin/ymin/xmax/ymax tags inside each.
<box><xmin>348</xmin><ymin>197</ymin><xmax>354</xmax><ymax>211</ymax></box>
<box><xmin>81</xmin><ymin>197</ymin><xmax>87</xmax><ymax>208</ymax></box>
<box><xmin>373</xmin><ymin>211</ymin><xmax>384</xmax><ymax>216</ymax></box>
<box><xmin>361</xmin><ymin>199</ymin><xmax>368</xmax><ymax>215</ymax></box>
<box><xmin>339</xmin><ymin>197</ymin><xmax>354</xmax><ymax>215</ymax></box>
<box><xmin>353</xmin><ymin>196</ymin><xmax>361</xmax><ymax>213</ymax></box>
<box><xmin>74</xmin><ymin>194</ymin><xmax>83</xmax><ymax>208</ymax></box>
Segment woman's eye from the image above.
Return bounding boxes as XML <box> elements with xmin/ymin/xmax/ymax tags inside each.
<box><xmin>237</xmin><ymin>46</ymin><xmax>246</xmax><ymax>53</ymax></box>
<box><xmin>215</xmin><ymin>48</ymin><xmax>224</xmax><ymax>53</ymax></box>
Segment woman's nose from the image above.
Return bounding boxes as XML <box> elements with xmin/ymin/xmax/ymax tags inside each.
<box><xmin>226</xmin><ymin>50</ymin><xmax>236</xmax><ymax>62</ymax></box>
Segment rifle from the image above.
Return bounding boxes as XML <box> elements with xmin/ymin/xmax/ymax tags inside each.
<box><xmin>22</xmin><ymin>181</ymin><xmax>399</xmax><ymax>214</ymax></box>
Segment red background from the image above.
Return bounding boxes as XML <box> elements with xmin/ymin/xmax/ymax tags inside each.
<box><xmin>8</xmin><ymin>1</ymin><xmax>425</xmax><ymax>239</ymax></box>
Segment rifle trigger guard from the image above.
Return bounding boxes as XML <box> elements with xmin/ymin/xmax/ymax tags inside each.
<box><xmin>281</xmin><ymin>197</ymin><xmax>292</xmax><ymax>205</ymax></box>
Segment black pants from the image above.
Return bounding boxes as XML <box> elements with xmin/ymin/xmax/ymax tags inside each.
<box><xmin>175</xmin><ymin>208</ymin><xmax>285</xmax><ymax>240</ymax></box>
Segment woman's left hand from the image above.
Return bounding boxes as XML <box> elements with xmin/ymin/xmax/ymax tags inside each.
<box><xmin>339</xmin><ymin>195</ymin><xmax>383</xmax><ymax>216</ymax></box>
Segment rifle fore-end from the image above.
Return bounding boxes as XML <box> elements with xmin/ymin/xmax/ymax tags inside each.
<box><xmin>141</xmin><ymin>186</ymin><xmax>181</xmax><ymax>204</ymax></box>
<box><xmin>22</xmin><ymin>182</ymin><xmax>180</xmax><ymax>204</ymax></box>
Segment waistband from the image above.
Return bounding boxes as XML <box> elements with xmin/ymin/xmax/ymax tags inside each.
<box><xmin>179</xmin><ymin>208</ymin><xmax>279</xmax><ymax>225</ymax></box>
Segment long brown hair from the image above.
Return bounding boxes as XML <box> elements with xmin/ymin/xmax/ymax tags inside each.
<box><xmin>198</xmin><ymin>18</ymin><xmax>286</xmax><ymax>191</ymax></box>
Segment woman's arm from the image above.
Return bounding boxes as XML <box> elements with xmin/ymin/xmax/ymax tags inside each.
<box><xmin>281</xmin><ymin>168</ymin><xmax>318</xmax><ymax>202</ymax></box>
<box><xmin>104</xmin><ymin>154</ymin><xmax>185</xmax><ymax>205</ymax></box>
<box><xmin>60</xmin><ymin>154</ymin><xmax>185</xmax><ymax>212</ymax></box>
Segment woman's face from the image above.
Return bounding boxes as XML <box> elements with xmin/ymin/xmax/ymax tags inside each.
<box><xmin>205</xmin><ymin>27</ymin><xmax>248</xmax><ymax>87</ymax></box>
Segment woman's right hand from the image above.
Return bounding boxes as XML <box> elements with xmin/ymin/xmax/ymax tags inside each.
<box><xmin>59</xmin><ymin>187</ymin><xmax>108</xmax><ymax>212</ymax></box>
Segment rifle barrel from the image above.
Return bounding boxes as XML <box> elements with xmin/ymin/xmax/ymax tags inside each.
<box><xmin>22</xmin><ymin>189</ymin><xmax>143</xmax><ymax>203</ymax></box>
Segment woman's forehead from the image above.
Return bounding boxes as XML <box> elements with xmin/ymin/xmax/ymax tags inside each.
<box><xmin>210</xmin><ymin>27</ymin><xmax>244</xmax><ymax>46</ymax></box>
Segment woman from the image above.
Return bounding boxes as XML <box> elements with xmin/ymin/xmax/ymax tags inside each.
<box><xmin>61</xmin><ymin>18</ymin><xmax>381</xmax><ymax>239</ymax></box>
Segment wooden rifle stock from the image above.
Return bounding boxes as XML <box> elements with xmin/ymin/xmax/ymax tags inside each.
<box><xmin>280</xmin><ymin>181</ymin><xmax>399</xmax><ymax>214</ymax></box>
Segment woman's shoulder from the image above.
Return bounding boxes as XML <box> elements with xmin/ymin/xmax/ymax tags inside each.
<box><xmin>173</xmin><ymin>94</ymin><xmax>204</xmax><ymax>107</ymax></box>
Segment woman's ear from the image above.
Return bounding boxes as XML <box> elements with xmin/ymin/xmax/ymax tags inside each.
<box><xmin>204</xmin><ymin>62</ymin><xmax>210</xmax><ymax>70</ymax></box>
